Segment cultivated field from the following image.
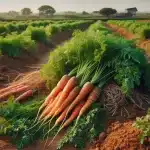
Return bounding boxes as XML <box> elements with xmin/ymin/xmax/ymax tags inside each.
<box><xmin>0</xmin><ymin>20</ymin><xmax>149</xmax><ymax>150</ymax></box>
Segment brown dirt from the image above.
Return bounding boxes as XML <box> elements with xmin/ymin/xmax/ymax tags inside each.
<box><xmin>106</xmin><ymin>23</ymin><xmax>150</xmax><ymax>60</ymax></box>
<box><xmin>92</xmin><ymin>121</ymin><xmax>149</xmax><ymax>150</ymax></box>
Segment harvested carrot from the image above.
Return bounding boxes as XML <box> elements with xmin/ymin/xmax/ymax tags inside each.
<box><xmin>43</xmin><ymin>75</ymin><xmax>70</xmax><ymax>106</ymax></box>
<box><xmin>48</xmin><ymin>76</ymin><xmax>78</xmax><ymax>117</ymax></box>
<box><xmin>15</xmin><ymin>89</ymin><xmax>35</xmax><ymax>102</ymax></box>
<box><xmin>39</xmin><ymin>92</ymin><xmax>62</xmax><ymax>120</ymax></box>
<box><xmin>0</xmin><ymin>84</ymin><xmax>24</xmax><ymax>95</ymax></box>
<box><xmin>61</xmin><ymin>101</ymin><xmax>85</xmax><ymax>128</ymax></box>
<box><xmin>66</xmin><ymin>82</ymin><xmax>94</xmax><ymax>115</ymax></box>
<box><xmin>55</xmin><ymin>105</ymin><xmax>70</xmax><ymax>125</ymax></box>
<box><xmin>54</xmin><ymin>86</ymin><xmax>80</xmax><ymax>117</ymax></box>
<box><xmin>47</xmin><ymin>101</ymin><xmax>85</xmax><ymax>147</ymax></box>
<box><xmin>76</xmin><ymin>87</ymin><xmax>101</xmax><ymax>122</ymax></box>
<box><xmin>34</xmin><ymin>75</ymin><xmax>70</xmax><ymax>123</ymax></box>
<box><xmin>0</xmin><ymin>85</ymin><xmax>29</xmax><ymax>101</ymax></box>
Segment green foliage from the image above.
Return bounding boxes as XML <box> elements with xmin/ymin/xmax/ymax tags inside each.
<box><xmin>0</xmin><ymin>37</ymin><xmax>22</xmax><ymax>57</ymax></box>
<box><xmin>5</xmin><ymin>23</ymin><xmax>18</xmax><ymax>32</ymax></box>
<box><xmin>57</xmin><ymin>104</ymin><xmax>106</xmax><ymax>150</ymax></box>
<box><xmin>0</xmin><ymin>20</ymin><xmax>92</xmax><ymax>57</ymax></box>
<box><xmin>142</xmin><ymin>29</ymin><xmax>150</xmax><ymax>39</ymax></box>
<box><xmin>31</xmin><ymin>28</ymin><xmax>47</xmax><ymax>42</ymax></box>
<box><xmin>114</xmin><ymin>62</ymin><xmax>141</xmax><ymax>94</ymax></box>
<box><xmin>0</xmin><ymin>25</ymin><xmax>7</xmax><ymax>34</ymax></box>
<box><xmin>0</xmin><ymin>95</ymin><xmax>50</xmax><ymax>150</ymax></box>
<box><xmin>41</xmin><ymin>21</ymin><xmax>149</xmax><ymax>94</ymax></box>
<box><xmin>143</xmin><ymin>64</ymin><xmax>150</xmax><ymax>89</ymax></box>
<box><xmin>0</xmin><ymin>95</ymin><xmax>44</xmax><ymax>119</ymax></box>
<box><xmin>41</xmin><ymin>29</ymin><xmax>100</xmax><ymax>89</ymax></box>
<box><xmin>133</xmin><ymin>109</ymin><xmax>150</xmax><ymax>144</ymax></box>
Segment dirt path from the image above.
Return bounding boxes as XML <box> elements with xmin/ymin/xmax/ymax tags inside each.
<box><xmin>0</xmin><ymin>30</ymin><xmax>74</xmax><ymax>89</ymax></box>
<box><xmin>105</xmin><ymin>23</ymin><xmax>150</xmax><ymax>61</ymax></box>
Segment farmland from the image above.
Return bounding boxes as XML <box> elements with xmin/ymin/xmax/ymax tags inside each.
<box><xmin>0</xmin><ymin>19</ymin><xmax>150</xmax><ymax>150</ymax></box>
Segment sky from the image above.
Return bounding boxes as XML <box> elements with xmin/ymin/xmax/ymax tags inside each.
<box><xmin>0</xmin><ymin>0</ymin><xmax>150</xmax><ymax>12</ymax></box>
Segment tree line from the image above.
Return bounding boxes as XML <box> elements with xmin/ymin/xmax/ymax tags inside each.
<box><xmin>8</xmin><ymin>5</ymin><xmax>118</xmax><ymax>17</ymax></box>
<box><xmin>21</xmin><ymin>5</ymin><xmax>56</xmax><ymax>16</ymax></box>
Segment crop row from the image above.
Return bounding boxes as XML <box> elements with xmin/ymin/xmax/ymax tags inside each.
<box><xmin>0</xmin><ymin>20</ymin><xmax>93</xmax><ymax>57</ymax></box>
<box><xmin>0</xmin><ymin>20</ymin><xmax>77</xmax><ymax>36</ymax></box>
<box><xmin>107</xmin><ymin>20</ymin><xmax>150</xmax><ymax>39</ymax></box>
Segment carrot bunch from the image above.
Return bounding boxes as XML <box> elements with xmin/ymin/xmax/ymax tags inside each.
<box><xmin>0</xmin><ymin>71</ymin><xmax>43</xmax><ymax>102</ymax></box>
<box><xmin>31</xmin><ymin>61</ymin><xmax>114</xmax><ymax>147</ymax></box>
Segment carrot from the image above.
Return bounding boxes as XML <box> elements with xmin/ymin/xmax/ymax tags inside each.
<box><xmin>48</xmin><ymin>76</ymin><xmax>78</xmax><ymax>117</ymax></box>
<box><xmin>0</xmin><ymin>84</ymin><xmax>24</xmax><ymax>94</ymax></box>
<box><xmin>39</xmin><ymin>91</ymin><xmax>62</xmax><ymax>121</ymax></box>
<box><xmin>66</xmin><ymin>82</ymin><xmax>94</xmax><ymax>115</ymax></box>
<box><xmin>43</xmin><ymin>75</ymin><xmax>70</xmax><ymax>106</ymax></box>
<box><xmin>15</xmin><ymin>89</ymin><xmax>35</xmax><ymax>102</ymax></box>
<box><xmin>61</xmin><ymin>101</ymin><xmax>85</xmax><ymax>128</ymax></box>
<box><xmin>47</xmin><ymin>101</ymin><xmax>85</xmax><ymax>147</ymax></box>
<box><xmin>0</xmin><ymin>85</ymin><xmax>29</xmax><ymax>101</ymax></box>
<box><xmin>75</xmin><ymin>87</ymin><xmax>101</xmax><ymax>126</ymax></box>
<box><xmin>33</xmin><ymin>75</ymin><xmax>70</xmax><ymax>124</ymax></box>
<box><xmin>53</xmin><ymin>86</ymin><xmax>80</xmax><ymax>117</ymax></box>
<box><xmin>55</xmin><ymin>105</ymin><xmax>70</xmax><ymax>125</ymax></box>
<box><xmin>43</xmin><ymin>105</ymin><xmax>70</xmax><ymax>143</ymax></box>
<box><xmin>27</xmin><ymin>94</ymin><xmax>61</xmax><ymax>132</ymax></box>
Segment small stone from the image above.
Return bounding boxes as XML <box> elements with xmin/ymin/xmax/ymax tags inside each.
<box><xmin>99</xmin><ymin>132</ymin><xmax>106</xmax><ymax>142</ymax></box>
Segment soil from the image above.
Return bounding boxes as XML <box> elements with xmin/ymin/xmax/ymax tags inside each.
<box><xmin>91</xmin><ymin>121</ymin><xmax>149</xmax><ymax>150</ymax></box>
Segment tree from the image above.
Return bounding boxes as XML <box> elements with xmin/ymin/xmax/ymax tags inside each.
<box><xmin>92</xmin><ymin>11</ymin><xmax>99</xmax><ymax>14</ymax></box>
<box><xmin>21</xmin><ymin>8</ymin><xmax>32</xmax><ymax>15</ymax></box>
<box><xmin>99</xmin><ymin>8</ymin><xmax>117</xmax><ymax>17</ymax></box>
<box><xmin>8</xmin><ymin>11</ymin><xmax>19</xmax><ymax>17</ymax></box>
<box><xmin>38</xmin><ymin>5</ymin><xmax>56</xmax><ymax>16</ymax></box>
<box><xmin>82</xmin><ymin>11</ymin><xmax>89</xmax><ymax>15</ymax></box>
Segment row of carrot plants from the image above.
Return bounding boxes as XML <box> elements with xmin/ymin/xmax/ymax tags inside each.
<box><xmin>0</xmin><ymin>20</ymin><xmax>93</xmax><ymax>57</ymax></box>
<box><xmin>0</xmin><ymin>20</ymin><xmax>53</xmax><ymax>36</ymax></box>
<box><xmin>107</xmin><ymin>20</ymin><xmax>150</xmax><ymax>39</ymax></box>
<box><xmin>0</xmin><ymin>20</ymin><xmax>73</xmax><ymax>36</ymax></box>
<box><xmin>0</xmin><ymin>21</ymin><xmax>149</xmax><ymax>149</ymax></box>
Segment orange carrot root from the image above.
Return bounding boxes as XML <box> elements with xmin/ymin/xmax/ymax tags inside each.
<box><xmin>66</xmin><ymin>82</ymin><xmax>94</xmax><ymax>115</ymax></box>
<box><xmin>15</xmin><ymin>89</ymin><xmax>34</xmax><ymax>102</ymax></box>
<box><xmin>47</xmin><ymin>101</ymin><xmax>85</xmax><ymax>147</ymax></box>
<box><xmin>49</xmin><ymin>76</ymin><xmax>78</xmax><ymax>117</ymax></box>
<box><xmin>0</xmin><ymin>85</ymin><xmax>29</xmax><ymax>101</ymax></box>
<box><xmin>54</xmin><ymin>86</ymin><xmax>80</xmax><ymax>117</ymax></box>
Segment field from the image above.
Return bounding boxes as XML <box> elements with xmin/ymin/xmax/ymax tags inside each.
<box><xmin>0</xmin><ymin>19</ymin><xmax>150</xmax><ymax>150</ymax></box>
